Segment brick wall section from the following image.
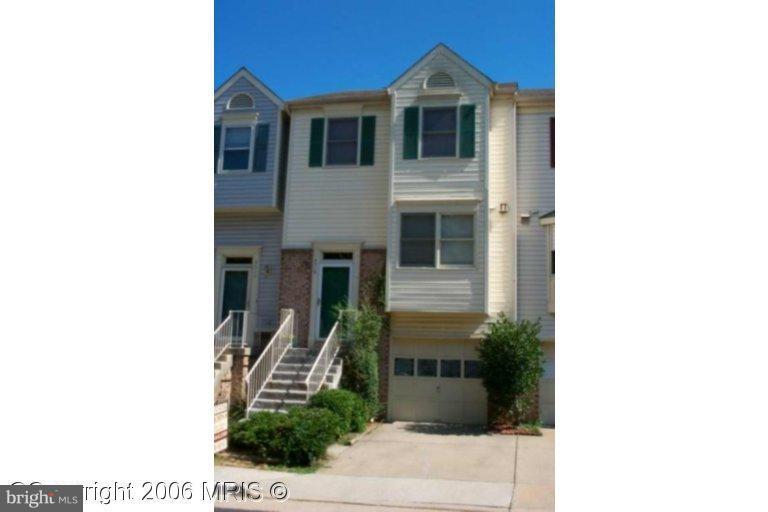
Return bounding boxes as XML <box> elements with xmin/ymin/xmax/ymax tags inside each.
<box><xmin>278</xmin><ymin>249</ymin><xmax>313</xmax><ymax>346</ymax></box>
<box><xmin>358</xmin><ymin>249</ymin><xmax>389</xmax><ymax>411</ymax></box>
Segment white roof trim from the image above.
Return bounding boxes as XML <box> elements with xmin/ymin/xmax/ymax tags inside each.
<box><xmin>540</xmin><ymin>216</ymin><xmax>555</xmax><ymax>226</ymax></box>
<box><xmin>388</xmin><ymin>43</ymin><xmax>493</xmax><ymax>92</ymax></box>
<box><xmin>215</xmin><ymin>68</ymin><xmax>284</xmax><ymax>109</ymax></box>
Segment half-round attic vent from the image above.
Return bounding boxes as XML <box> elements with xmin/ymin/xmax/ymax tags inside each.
<box><xmin>425</xmin><ymin>72</ymin><xmax>455</xmax><ymax>89</ymax></box>
<box><xmin>228</xmin><ymin>93</ymin><xmax>254</xmax><ymax>110</ymax></box>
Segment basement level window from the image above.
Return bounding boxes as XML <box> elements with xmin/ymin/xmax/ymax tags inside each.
<box><xmin>323</xmin><ymin>252</ymin><xmax>353</xmax><ymax>260</ymax></box>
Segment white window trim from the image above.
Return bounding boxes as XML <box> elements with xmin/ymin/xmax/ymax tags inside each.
<box><xmin>419</xmin><ymin>105</ymin><xmax>460</xmax><ymax>159</ymax></box>
<box><xmin>398</xmin><ymin>212</ymin><xmax>476</xmax><ymax>269</ymax></box>
<box><xmin>214</xmin><ymin>246</ymin><xmax>261</xmax><ymax>330</ymax></box>
<box><xmin>218</xmin><ymin>123</ymin><xmax>256</xmax><ymax>174</ymax></box>
<box><xmin>323</xmin><ymin>116</ymin><xmax>362</xmax><ymax>168</ymax></box>
<box><xmin>308</xmin><ymin>242</ymin><xmax>362</xmax><ymax>343</ymax></box>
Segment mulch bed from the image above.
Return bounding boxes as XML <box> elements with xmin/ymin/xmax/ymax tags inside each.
<box><xmin>489</xmin><ymin>422</ymin><xmax>542</xmax><ymax>436</ymax></box>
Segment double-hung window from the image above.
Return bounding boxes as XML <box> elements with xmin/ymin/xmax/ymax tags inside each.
<box><xmin>400</xmin><ymin>213</ymin><xmax>436</xmax><ymax>267</ymax></box>
<box><xmin>400</xmin><ymin>213</ymin><xmax>474</xmax><ymax>267</ymax></box>
<box><xmin>440</xmin><ymin>215</ymin><xmax>474</xmax><ymax>265</ymax></box>
<box><xmin>326</xmin><ymin>118</ymin><xmax>359</xmax><ymax>165</ymax></box>
<box><xmin>221</xmin><ymin>126</ymin><xmax>252</xmax><ymax>171</ymax></box>
<box><xmin>421</xmin><ymin>107</ymin><xmax>456</xmax><ymax>157</ymax></box>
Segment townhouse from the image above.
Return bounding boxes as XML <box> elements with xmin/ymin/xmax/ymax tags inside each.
<box><xmin>214</xmin><ymin>69</ymin><xmax>288</xmax><ymax>345</ymax></box>
<box><xmin>214</xmin><ymin>44</ymin><xmax>554</xmax><ymax>426</ymax></box>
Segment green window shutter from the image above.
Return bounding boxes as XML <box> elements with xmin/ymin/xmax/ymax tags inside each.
<box><xmin>459</xmin><ymin>105</ymin><xmax>476</xmax><ymax>158</ymax></box>
<box><xmin>403</xmin><ymin>106</ymin><xmax>419</xmax><ymax>159</ymax></box>
<box><xmin>309</xmin><ymin>118</ymin><xmax>325</xmax><ymax>167</ymax></box>
<box><xmin>214</xmin><ymin>125</ymin><xmax>221</xmax><ymax>173</ymax></box>
<box><xmin>360</xmin><ymin>116</ymin><xmax>376</xmax><ymax>166</ymax></box>
<box><xmin>252</xmin><ymin>123</ymin><xmax>270</xmax><ymax>172</ymax></box>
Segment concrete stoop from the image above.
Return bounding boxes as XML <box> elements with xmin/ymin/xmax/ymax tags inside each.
<box><xmin>250</xmin><ymin>347</ymin><xmax>343</xmax><ymax>413</ymax></box>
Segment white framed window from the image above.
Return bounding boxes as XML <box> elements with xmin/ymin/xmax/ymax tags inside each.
<box><xmin>325</xmin><ymin>117</ymin><xmax>360</xmax><ymax>166</ymax></box>
<box><xmin>227</xmin><ymin>93</ymin><xmax>254</xmax><ymax>110</ymax></box>
<box><xmin>220</xmin><ymin>125</ymin><xmax>254</xmax><ymax>172</ymax></box>
<box><xmin>399</xmin><ymin>212</ymin><xmax>474</xmax><ymax>268</ymax></box>
<box><xmin>421</xmin><ymin>106</ymin><xmax>457</xmax><ymax>158</ymax></box>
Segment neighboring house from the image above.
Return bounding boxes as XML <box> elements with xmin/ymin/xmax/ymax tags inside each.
<box><xmin>214</xmin><ymin>69</ymin><xmax>288</xmax><ymax>345</ymax></box>
<box><xmin>276</xmin><ymin>44</ymin><xmax>555</xmax><ymax>425</ymax></box>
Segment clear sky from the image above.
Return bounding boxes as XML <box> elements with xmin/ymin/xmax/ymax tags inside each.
<box><xmin>215</xmin><ymin>0</ymin><xmax>554</xmax><ymax>99</ymax></box>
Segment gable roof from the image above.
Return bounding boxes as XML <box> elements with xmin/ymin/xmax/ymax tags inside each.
<box><xmin>287</xmin><ymin>89</ymin><xmax>389</xmax><ymax>108</ymax></box>
<box><xmin>388</xmin><ymin>43</ymin><xmax>494</xmax><ymax>92</ymax></box>
<box><xmin>214</xmin><ymin>67</ymin><xmax>284</xmax><ymax>109</ymax></box>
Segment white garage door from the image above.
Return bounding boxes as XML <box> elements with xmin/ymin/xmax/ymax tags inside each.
<box><xmin>539</xmin><ymin>342</ymin><xmax>555</xmax><ymax>426</ymax></box>
<box><xmin>388</xmin><ymin>339</ymin><xmax>487</xmax><ymax>425</ymax></box>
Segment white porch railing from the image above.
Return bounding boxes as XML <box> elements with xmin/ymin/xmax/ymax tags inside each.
<box><xmin>305</xmin><ymin>321</ymin><xmax>341</xmax><ymax>398</ymax></box>
<box><xmin>214</xmin><ymin>310</ymin><xmax>250</xmax><ymax>360</ymax></box>
<box><xmin>245</xmin><ymin>309</ymin><xmax>295</xmax><ymax>412</ymax></box>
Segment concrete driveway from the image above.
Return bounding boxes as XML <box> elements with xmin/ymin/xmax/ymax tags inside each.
<box><xmin>215</xmin><ymin>421</ymin><xmax>554</xmax><ymax>511</ymax></box>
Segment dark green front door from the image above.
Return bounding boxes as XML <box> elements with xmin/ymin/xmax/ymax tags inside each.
<box><xmin>319</xmin><ymin>266</ymin><xmax>350</xmax><ymax>338</ymax></box>
<box><xmin>221</xmin><ymin>270</ymin><xmax>249</xmax><ymax>322</ymax></box>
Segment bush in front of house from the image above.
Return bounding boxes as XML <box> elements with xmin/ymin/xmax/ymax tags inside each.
<box><xmin>229</xmin><ymin>407</ymin><xmax>343</xmax><ymax>466</ymax></box>
<box><xmin>477</xmin><ymin>314</ymin><xmax>544</xmax><ymax>425</ymax></box>
<box><xmin>341</xmin><ymin>305</ymin><xmax>382</xmax><ymax>417</ymax></box>
<box><xmin>282</xmin><ymin>407</ymin><xmax>343</xmax><ymax>466</ymax></box>
<box><xmin>308</xmin><ymin>389</ymin><xmax>368</xmax><ymax>434</ymax></box>
<box><xmin>228</xmin><ymin>411</ymin><xmax>291</xmax><ymax>460</ymax></box>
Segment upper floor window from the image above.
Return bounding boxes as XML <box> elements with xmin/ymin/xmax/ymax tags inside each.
<box><xmin>425</xmin><ymin>72</ymin><xmax>455</xmax><ymax>89</ymax></box>
<box><xmin>228</xmin><ymin>93</ymin><xmax>254</xmax><ymax>110</ymax></box>
<box><xmin>309</xmin><ymin>116</ymin><xmax>376</xmax><ymax>168</ymax></box>
<box><xmin>422</xmin><ymin>107</ymin><xmax>456</xmax><ymax>157</ymax></box>
<box><xmin>403</xmin><ymin>105</ymin><xmax>475</xmax><ymax>160</ymax></box>
<box><xmin>400</xmin><ymin>213</ymin><xmax>474</xmax><ymax>267</ymax></box>
<box><xmin>326</xmin><ymin>118</ymin><xmax>359</xmax><ymax>165</ymax></box>
<box><xmin>222</xmin><ymin>126</ymin><xmax>252</xmax><ymax>171</ymax></box>
<box><xmin>440</xmin><ymin>215</ymin><xmax>474</xmax><ymax>265</ymax></box>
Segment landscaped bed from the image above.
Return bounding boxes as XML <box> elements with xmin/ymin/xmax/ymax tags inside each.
<box><xmin>224</xmin><ymin>389</ymin><xmax>376</xmax><ymax>468</ymax></box>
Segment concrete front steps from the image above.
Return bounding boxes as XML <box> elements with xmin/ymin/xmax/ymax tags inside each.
<box><xmin>250</xmin><ymin>347</ymin><xmax>343</xmax><ymax>413</ymax></box>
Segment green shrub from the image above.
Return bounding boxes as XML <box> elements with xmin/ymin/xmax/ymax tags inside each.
<box><xmin>477</xmin><ymin>315</ymin><xmax>544</xmax><ymax>425</ymax></box>
<box><xmin>282</xmin><ymin>407</ymin><xmax>343</xmax><ymax>466</ymax></box>
<box><xmin>229</xmin><ymin>407</ymin><xmax>343</xmax><ymax>467</ymax></box>
<box><xmin>228</xmin><ymin>411</ymin><xmax>291</xmax><ymax>459</ymax></box>
<box><xmin>309</xmin><ymin>389</ymin><xmax>368</xmax><ymax>433</ymax></box>
<box><xmin>341</xmin><ymin>306</ymin><xmax>382</xmax><ymax>416</ymax></box>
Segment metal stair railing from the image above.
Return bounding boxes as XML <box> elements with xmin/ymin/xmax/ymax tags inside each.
<box><xmin>304</xmin><ymin>321</ymin><xmax>341</xmax><ymax>399</ymax></box>
<box><xmin>245</xmin><ymin>309</ymin><xmax>295</xmax><ymax>413</ymax></box>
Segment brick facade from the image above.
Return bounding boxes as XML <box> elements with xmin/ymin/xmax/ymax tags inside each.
<box><xmin>278</xmin><ymin>249</ymin><xmax>313</xmax><ymax>346</ymax></box>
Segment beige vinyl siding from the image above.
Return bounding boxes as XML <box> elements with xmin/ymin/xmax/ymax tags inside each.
<box><xmin>215</xmin><ymin>77</ymin><xmax>280</xmax><ymax>210</ymax></box>
<box><xmin>488</xmin><ymin>98</ymin><xmax>515</xmax><ymax>315</ymax></box>
<box><xmin>387</xmin><ymin>52</ymin><xmax>489</xmax><ymax>313</ymax></box>
<box><xmin>214</xmin><ymin>212</ymin><xmax>283</xmax><ymax>332</ymax></box>
<box><xmin>391</xmin><ymin>53</ymin><xmax>487</xmax><ymax>200</ymax></box>
<box><xmin>282</xmin><ymin>105</ymin><xmax>389</xmax><ymax>248</ymax></box>
<box><xmin>517</xmin><ymin>109</ymin><xmax>555</xmax><ymax>340</ymax></box>
<box><xmin>390</xmin><ymin>312</ymin><xmax>487</xmax><ymax>340</ymax></box>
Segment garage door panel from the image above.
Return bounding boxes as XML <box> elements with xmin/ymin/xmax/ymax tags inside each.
<box><xmin>438</xmin><ymin>401</ymin><xmax>464</xmax><ymax>424</ymax></box>
<box><xmin>390</xmin><ymin>338</ymin><xmax>488</xmax><ymax>425</ymax></box>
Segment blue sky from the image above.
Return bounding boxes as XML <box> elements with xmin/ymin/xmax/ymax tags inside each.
<box><xmin>215</xmin><ymin>0</ymin><xmax>554</xmax><ymax>99</ymax></box>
